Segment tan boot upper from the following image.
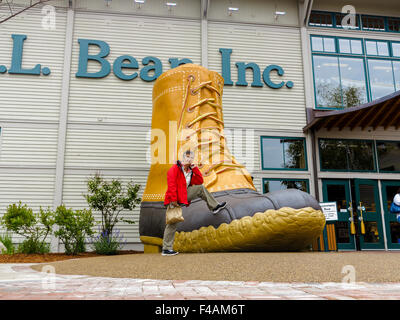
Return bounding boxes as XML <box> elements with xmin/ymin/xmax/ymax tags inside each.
<box><xmin>143</xmin><ymin>64</ymin><xmax>256</xmax><ymax>202</ymax></box>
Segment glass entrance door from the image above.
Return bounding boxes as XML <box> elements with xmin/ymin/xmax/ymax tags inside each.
<box><xmin>322</xmin><ymin>179</ymin><xmax>356</xmax><ymax>250</ymax></box>
<box><xmin>381</xmin><ymin>181</ymin><xmax>400</xmax><ymax>249</ymax></box>
<box><xmin>354</xmin><ymin>179</ymin><xmax>385</xmax><ymax>250</ymax></box>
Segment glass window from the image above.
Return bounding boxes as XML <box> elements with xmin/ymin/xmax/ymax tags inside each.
<box><xmin>362</xmin><ymin>16</ymin><xmax>385</xmax><ymax>31</ymax></box>
<box><xmin>339</xmin><ymin>57</ymin><xmax>368</xmax><ymax>107</ymax></box>
<box><xmin>392</xmin><ymin>43</ymin><xmax>400</xmax><ymax>57</ymax></box>
<box><xmin>313</xmin><ymin>55</ymin><xmax>367</xmax><ymax>108</ymax></box>
<box><xmin>313</xmin><ymin>55</ymin><xmax>341</xmax><ymax>108</ymax></box>
<box><xmin>323</xmin><ymin>38</ymin><xmax>336</xmax><ymax>52</ymax></box>
<box><xmin>339</xmin><ymin>39</ymin><xmax>363</xmax><ymax>55</ymax></box>
<box><xmin>339</xmin><ymin>39</ymin><xmax>351</xmax><ymax>53</ymax></box>
<box><xmin>388</xmin><ymin>17</ymin><xmax>400</xmax><ymax>33</ymax></box>
<box><xmin>377</xmin><ymin>42</ymin><xmax>389</xmax><ymax>56</ymax></box>
<box><xmin>366</xmin><ymin>41</ymin><xmax>389</xmax><ymax>56</ymax></box>
<box><xmin>351</xmin><ymin>39</ymin><xmax>363</xmax><ymax>54</ymax></box>
<box><xmin>311</xmin><ymin>36</ymin><xmax>336</xmax><ymax>52</ymax></box>
<box><xmin>377</xmin><ymin>141</ymin><xmax>400</xmax><ymax>172</ymax></box>
<box><xmin>368</xmin><ymin>59</ymin><xmax>396</xmax><ymax>100</ymax></box>
<box><xmin>263</xmin><ymin>179</ymin><xmax>309</xmax><ymax>194</ymax></box>
<box><xmin>393</xmin><ymin>61</ymin><xmax>400</xmax><ymax>91</ymax></box>
<box><xmin>261</xmin><ymin>137</ymin><xmax>307</xmax><ymax>170</ymax></box>
<box><xmin>311</xmin><ymin>37</ymin><xmax>323</xmax><ymax>51</ymax></box>
<box><xmin>366</xmin><ymin>41</ymin><xmax>378</xmax><ymax>55</ymax></box>
<box><xmin>319</xmin><ymin>139</ymin><xmax>375</xmax><ymax>171</ymax></box>
<box><xmin>309</xmin><ymin>12</ymin><xmax>333</xmax><ymax>27</ymax></box>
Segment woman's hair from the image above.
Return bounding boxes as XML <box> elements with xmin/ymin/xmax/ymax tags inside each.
<box><xmin>183</xmin><ymin>150</ymin><xmax>194</xmax><ymax>158</ymax></box>
<box><xmin>397</xmin><ymin>187</ymin><xmax>400</xmax><ymax>194</ymax></box>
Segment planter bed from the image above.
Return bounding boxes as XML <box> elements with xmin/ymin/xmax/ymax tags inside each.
<box><xmin>0</xmin><ymin>250</ymin><xmax>143</xmax><ymax>263</ymax></box>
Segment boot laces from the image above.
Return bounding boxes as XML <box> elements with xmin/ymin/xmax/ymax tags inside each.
<box><xmin>177</xmin><ymin>75</ymin><xmax>244</xmax><ymax>178</ymax></box>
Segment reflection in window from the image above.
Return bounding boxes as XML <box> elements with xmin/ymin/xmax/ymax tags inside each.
<box><xmin>309</xmin><ymin>12</ymin><xmax>333</xmax><ymax>27</ymax></box>
<box><xmin>358</xmin><ymin>184</ymin><xmax>377</xmax><ymax>212</ymax></box>
<box><xmin>336</xmin><ymin>221</ymin><xmax>350</xmax><ymax>243</ymax></box>
<box><xmin>261</xmin><ymin>137</ymin><xmax>307</xmax><ymax>170</ymax></box>
<box><xmin>263</xmin><ymin>179</ymin><xmax>309</xmax><ymax>194</ymax></box>
<box><xmin>339</xmin><ymin>39</ymin><xmax>362</xmax><ymax>54</ymax></box>
<box><xmin>311</xmin><ymin>36</ymin><xmax>335</xmax><ymax>52</ymax></box>
<box><xmin>393</xmin><ymin>43</ymin><xmax>400</xmax><ymax>57</ymax></box>
<box><xmin>388</xmin><ymin>17</ymin><xmax>400</xmax><ymax>33</ymax></box>
<box><xmin>363</xmin><ymin>221</ymin><xmax>380</xmax><ymax>243</ymax></box>
<box><xmin>377</xmin><ymin>141</ymin><xmax>400</xmax><ymax>172</ymax></box>
<box><xmin>362</xmin><ymin>16</ymin><xmax>385</xmax><ymax>31</ymax></box>
<box><xmin>393</xmin><ymin>61</ymin><xmax>400</xmax><ymax>91</ymax></box>
<box><xmin>368</xmin><ymin>59</ymin><xmax>396</xmax><ymax>100</ymax></box>
<box><xmin>313</xmin><ymin>55</ymin><xmax>367</xmax><ymax>108</ymax></box>
<box><xmin>319</xmin><ymin>139</ymin><xmax>375</xmax><ymax>171</ymax></box>
<box><xmin>365</xmin><ymin>41</ymin><xmax>389</xmax><ymax>56</ymax></box>
<box><xmin>339</xmin><ymin>57</ymin><xmax>368</xmax><ymax>106</ymax></box>
<box><xmin>390</xmin><ymin>222</ymin><xmax>400</xmax><ymax>244</ymax></box>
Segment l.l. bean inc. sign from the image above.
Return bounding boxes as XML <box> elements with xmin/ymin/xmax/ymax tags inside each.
<box><xmin>0</xmin><ymin>34</ymin><xmax>294</xmax><ymax>89</ymax></box>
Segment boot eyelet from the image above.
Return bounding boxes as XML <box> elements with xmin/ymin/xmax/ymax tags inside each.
<box><xmin>190</xmin><ymin>89</ymin><xmax>198</xmax><ymax>95</ymax></box>
<box><xmin>188</xmin><ymin>75</ymin><xmax>195</xmax><ymax>82</ymax></box>
<box><xmin>185</xmin><ymin>123</ymin><xmax>192</xmax><ymax>129</ymax></box>
<box><xmin>187</xmin><ymin>106</ymin><xmax>195</xmax><ymax>113</ymax></box>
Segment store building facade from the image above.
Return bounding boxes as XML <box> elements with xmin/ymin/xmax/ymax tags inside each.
<box><xmin>0</xmin><ymin>0</ymin><xmax>398</xmax><ymax>252</ymax></box>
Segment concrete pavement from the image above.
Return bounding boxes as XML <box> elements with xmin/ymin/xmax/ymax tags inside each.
<box><xmin>1</xmin><ymin>263</ymin><xmax>400</xmax><ymax>300</ymax></box>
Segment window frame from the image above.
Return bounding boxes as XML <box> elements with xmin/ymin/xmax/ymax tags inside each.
<box><xmin>262</xmin><ymin>178</ymin><xmax>310</xmax><ymax>194</ymax></box>
<box><xmin>318</xmin><ymin>137</ymin><xmax>378</xmax><ymax>173</ymax></box>
<box><xmin>260</xmin><ymin>136</ymin><xmax>308</xmax><ymax>171</ymax></box>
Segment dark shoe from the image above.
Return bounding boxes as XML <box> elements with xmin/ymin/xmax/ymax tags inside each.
<box><xmin>212</xmin><ymin>201</ymin><xmax>227</xmax><ymax>214</ymax></box>
<box><xmin>161</xmin><ymin>249</ymin><xmax>179</xmax><ymax>256</ymax></box>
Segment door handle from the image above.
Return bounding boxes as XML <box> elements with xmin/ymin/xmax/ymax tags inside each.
<box><xmin>359</xmin><ymin>201</ymin><xmax>366</xmax><ymax>235</ymax></box>
<box><xmin>348</xmin><ymin>201</ymin><xmax>356</xmax><ymax>235</ymax></box>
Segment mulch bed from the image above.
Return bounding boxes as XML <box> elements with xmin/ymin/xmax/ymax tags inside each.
<box><xmin>0</xmin><ymin>250</ymin><xmax>143</xmax><ymax>263</ymax></box>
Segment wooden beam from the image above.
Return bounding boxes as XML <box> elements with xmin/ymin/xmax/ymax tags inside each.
<box><xmin>385</xmin><ymin>110</ymin><xmax>400</xmax><ymax>130</ymax></box>
<box><xmin>325</xmin><ymin>115</ymin><xmax>342</xmax><ymax>131</ymax></box>
<box><xmin>345</xmin><ymin>109</ymin><xmax>363</xmax><ymax>128</ymax></box>
<box><xmin>350</xmin><ymin>105</ymin><xmax>378</xmax><ymax>131</ymax></box>
<box><xmin>361</xmin><ymin>103</ymin><xmax>388</xmax><ymax>130</ymax></box>
<box><xmin>338</xmin><ymin>112</ymin><xmax>357</xmax><ymax>131</ymax></box>
<box><xmin>374</xmin><ymin>99</ymin><xmax>400</xmax><ymax>130</ymax></box>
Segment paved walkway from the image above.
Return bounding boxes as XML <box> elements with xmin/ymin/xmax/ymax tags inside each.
<box><xmin>1</xmin><ymin>264</ymin><xmax>400</xmax><ymax>300</ymax></box>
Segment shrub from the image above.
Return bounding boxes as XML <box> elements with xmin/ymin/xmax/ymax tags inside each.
<box><xmin>85</xmin><ymin>173</ymin><xmax>141</xmax><ymax>237</ymax></box>
<box><xmin>17</xmin><ymin>238</ymin><xmax>50</xmax><ymax>254</ymax></box>
<box><xmin>0</xmin><ymin>232</ymin><xmax>15</xmax><ymax>255</ymax></box>
<box><xmin>53</xmin><ymin>205</ymin><xmax>96</xmax><ymax>255</ymax></box>
<box><xmin>88</xmin><ymin>228</ymin><xmax>127</xmax><ymax>255</ymax></box>
<box><xmin>0</xmin><ymin>202</ymin><xmax>54</xmax><ymax>254</ymax></box>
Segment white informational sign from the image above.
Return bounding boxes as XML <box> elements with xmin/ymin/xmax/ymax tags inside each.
<box><xmin>320</xmin><ymin>202</ymin><xmax>338</xmax><ymax>221</ymax></box>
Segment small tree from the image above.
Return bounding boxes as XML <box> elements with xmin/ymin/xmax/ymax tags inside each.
<box><xmin>53</xmin><ymin>205</ymin><xmax>97</xmax><ymax>255</ymax></box>
<box><xmin>85</xmin><ymin>173</ymin><xmax>141</xmax><ymax>237</ymax></box>
<box><xmin>0</xmin><ymin>202</ymin><xmax>54</xmax><ymax>254</ymax></box>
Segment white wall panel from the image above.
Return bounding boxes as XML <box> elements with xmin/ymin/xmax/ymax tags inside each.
<box><xmin>68</xmin><ymin>13</ymin><xmax>201</xmax><ymax>125</ymax></box>
<box><xmin>0</xmin><ymin>7</ymin><xmax>67</xmax><ymax>122</ymax></box>
<box><xmin>64</xmin><ymin>126</ymin><xmax>150</xmax><ymax>169</ymax></box>
<box><xmin>0</xmin><ymin>125</ymin><xmax>58</xmax><ymax>167</ymax></box>
<box><xmin>208</xmin><ymin>22</ymin><xmax>306</xmax><ymax>131</ymax></box>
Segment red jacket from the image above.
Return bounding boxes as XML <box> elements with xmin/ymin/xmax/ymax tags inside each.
<box><xmin>164</xmin><ymin>160</ymin><xmax>204</xmax><ymax>207</ymax></box>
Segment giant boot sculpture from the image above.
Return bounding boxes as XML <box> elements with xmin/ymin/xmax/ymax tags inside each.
<box><xmin>140</xmin><ymin>64</ymin><xmax>325</xmax><ymax>253</ymax></box>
